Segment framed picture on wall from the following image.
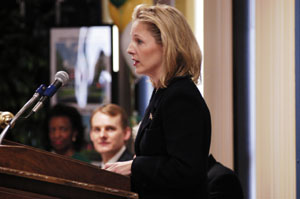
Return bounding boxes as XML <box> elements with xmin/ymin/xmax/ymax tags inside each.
<box><xmin>50</xmin><ymin>25</ymin><xmax>116</xmax><ymax>113</ymax></box>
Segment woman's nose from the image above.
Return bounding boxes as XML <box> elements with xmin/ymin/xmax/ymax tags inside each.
<box><xmin>51</xmin><ymin>129</ymin><xmax>61</xmax><ymax>138</ymax></box>
<box><xmin>127</xmin><ymin>42</ymin><xmax>134</xmax><ymax>55</ymax></box>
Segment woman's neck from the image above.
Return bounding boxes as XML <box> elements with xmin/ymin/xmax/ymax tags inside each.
<box><xmin>55</xmin><ymin>147</ymin><xmax>75</xmax><ymax>157</ymax></box>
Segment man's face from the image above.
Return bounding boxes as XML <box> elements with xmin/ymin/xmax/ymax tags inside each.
<box><xmin>90</xmin><ymin>112</ymin><xmax>130</xmax><ymax>157</ymax></box>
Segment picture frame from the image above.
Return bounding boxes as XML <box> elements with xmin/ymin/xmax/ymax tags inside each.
<box><xmin>50</xmin><ymin>25</ymin><xmax>115</xmax><ymax>113</ymax></box>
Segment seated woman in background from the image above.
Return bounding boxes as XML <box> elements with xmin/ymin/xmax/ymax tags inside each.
<box><xmin>43</xmin><ymin>103</ymin><xmax>89</xmax><ymax>163</ymax></box>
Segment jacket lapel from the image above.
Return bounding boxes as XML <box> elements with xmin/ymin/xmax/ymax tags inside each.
<box><xmin>134</xmin><ymin>88</ymin><xmax>164</xmax><ymax>155</ymax></box>
<box><xmin>135</xmin><ymin>101</ymin><xmax>153</xmax><ymax>154</ymax></box>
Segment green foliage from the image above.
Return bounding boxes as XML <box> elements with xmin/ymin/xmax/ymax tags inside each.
<box><xmin>0</xmin><ymin>2</ymin><xmax>53</xmax><ymax>148</ymax></box>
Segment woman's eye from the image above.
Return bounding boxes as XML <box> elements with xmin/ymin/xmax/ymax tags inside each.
<box><xmin>49</xmin><ymin>128</ymin><xmax>55</xmax><ymax>133</ymax></box>
<box><xmin>60</xmin><ymin>127</ymin><xmax>68</xmax><ymax>132</ymax></box>
<box><xmin>137</xmin><ymin>39</ymin><xmax>143</xmax><ymax>44</ymax></box>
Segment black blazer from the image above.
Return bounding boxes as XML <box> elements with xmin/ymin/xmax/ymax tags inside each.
<box><xmin>131</xmin><ymin>76</ymin><xmax>211</xmax><ymax>199</ymax></box>
<box><xmin>207</xmin><ymin>155</ymin><xmax>244</xmax><ymax>199</ymax></box>
<box><xmin>118</xmin><ymin>148</ymin><xmax>134</xmax><ymax>162</ymax></box>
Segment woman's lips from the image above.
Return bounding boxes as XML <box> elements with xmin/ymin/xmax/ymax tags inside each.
<box><xmin>53</xmin><ymin>141</ymin><xmax>63</xmax><ymax>146</ymax></box>
<box><xmin>133</xmin><ymin>60</ymin><xmax>139</xmax><ymax>66</ymax></box>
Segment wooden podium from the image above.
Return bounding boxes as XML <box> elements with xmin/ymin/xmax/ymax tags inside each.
<box><xmin>0</xmin><ymin>140</ymin><xmax>138</xmax><ymax>199</ymax></box>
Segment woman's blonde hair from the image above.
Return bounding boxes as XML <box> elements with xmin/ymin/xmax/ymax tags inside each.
<box><xmin>132</xmin><ymin>4</ymin><xmax>202</xmax><ymax>88</ymax></box>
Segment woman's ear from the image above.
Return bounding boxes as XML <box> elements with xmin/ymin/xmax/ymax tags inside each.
<box><xmin>72</xmin><ymin>131</ymin><xmax>78</xmax><ymax>142</ymax></box>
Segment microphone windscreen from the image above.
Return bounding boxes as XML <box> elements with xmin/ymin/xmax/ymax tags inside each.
<box><xmin>55</xmin><ymin>71</ymin><xmax>69</xmax><ymax>86</ymax></box>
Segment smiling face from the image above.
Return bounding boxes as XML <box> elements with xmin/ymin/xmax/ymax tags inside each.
<box><xmin>90</xmin><ymin>111</ymin><xmax>131</xmax><ymax>162</ymax></box>
<box><xmin>48</xmin><ymin>116</ymin><xmax>76</xmax><ymax>156</ymax></box>
<box><xmin>127</xmin><ymin>21</ymin><xmax>164</xmax><ymax>83</ymax></box>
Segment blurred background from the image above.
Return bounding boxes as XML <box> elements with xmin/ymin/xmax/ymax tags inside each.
<box><xmin>0</xmin><ymin>0</ymin><xmax>147</xmax><ymax>147</ymax></box>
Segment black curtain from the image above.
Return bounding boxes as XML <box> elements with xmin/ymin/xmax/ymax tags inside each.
<box><xmin>233</xmin><ymin>0</ymin><xmax>250</xmax><ymax>198</ymax></box>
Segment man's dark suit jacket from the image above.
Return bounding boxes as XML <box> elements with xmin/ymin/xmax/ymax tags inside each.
<box><xmin>131</xmin><ymin>76</ymin><xmax>211</xmax><ymax>199</ymax></box>
<box><xmin>118</xmin><ymin>148</ymin><xmax>133</xmax><ymax>162</ymax></box>
<box><xmin>207</xmin><ymin>154</ymin><xmax>244</xmax><ymax>199</ymax></box>
<box><xmin>99</xmin><ymin>148</ymin><xmax>133</xmax><ymax>168</ymax></box>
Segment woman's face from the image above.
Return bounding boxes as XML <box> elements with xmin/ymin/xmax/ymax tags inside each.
<box><xmin>48</xmin><ymin>116</ymin><xmax>75</xmax><ymax>155</ymax></box>
<box><xmin>127</xmin><ymin>21</ymin><xmax>164</xmax><ymax>82</ymax></box>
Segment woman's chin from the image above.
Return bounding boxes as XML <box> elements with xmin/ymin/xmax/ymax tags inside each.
<box><xmin>135</xmin><ymin>69</ymin><xmax>143</xmax><ymax>76</ymax></box>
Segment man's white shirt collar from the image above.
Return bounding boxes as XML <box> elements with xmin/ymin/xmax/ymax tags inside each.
<box><xmin>101</xmin><ymin>146</ymin><xmax>126</xmax><ymax>169</ymax></box>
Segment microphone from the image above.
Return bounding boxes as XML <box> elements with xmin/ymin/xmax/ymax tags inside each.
<box><xmin>32</xmin><ymin>71</ymin><xmax>69</xmax><ymax>113</ymax></box>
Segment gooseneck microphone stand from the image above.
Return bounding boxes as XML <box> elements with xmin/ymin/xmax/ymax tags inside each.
<box><xmin>0</xmin><ymin>84</ymin><xmax>46</xmax><ymax>144</ymax></box>
<box><xmin>0</xmin><ymin>71</ymin><xmax>69</xmax><ymax>145</ymax></box>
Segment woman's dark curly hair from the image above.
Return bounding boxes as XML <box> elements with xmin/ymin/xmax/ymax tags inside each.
<box><xmin>43</xmin><ymin>103</ymin><xmax>85</xmax><ymax>152</ymax></box>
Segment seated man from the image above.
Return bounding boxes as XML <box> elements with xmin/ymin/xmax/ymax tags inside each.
<box><xmin>207</xmin><ymin>154</ymin><xmax>244</xmax><ymax>199</ymax></box>
<box><xmin>89</xmin><ymin>103</ymin><xmax>133</xmax><ymax>168</ymax></box>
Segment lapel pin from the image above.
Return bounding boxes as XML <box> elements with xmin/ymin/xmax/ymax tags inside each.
<box><xmin>149</xmin><ymin>113</ymin><xmax>153</xmax><ymax>120</ymax></box>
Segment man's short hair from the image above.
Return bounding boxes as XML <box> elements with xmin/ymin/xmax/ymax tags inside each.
<box><xmin>90</xmin><ymin>103</ymin><xmax>129</xmax><ymax>129</ymax></box>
